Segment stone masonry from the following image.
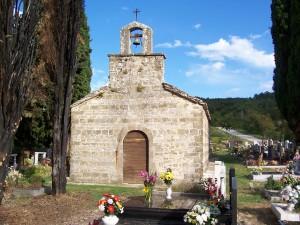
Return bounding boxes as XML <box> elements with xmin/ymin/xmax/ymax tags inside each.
<box><xmin>69</xmin><ymin>21</ymin><xmax>210</xmax><ymax>186</ymax></box>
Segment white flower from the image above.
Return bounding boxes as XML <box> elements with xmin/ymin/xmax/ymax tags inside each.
<box><xmin>196</xmin><ymin>215</ymin><xmax>204</xmax><ymax>224</ymax></box>
<box><xmin>201</xmin><ymin>213</ymin><xmax>208</xmax><ymax>222</ymax></box>
<box><xmin>98</xmin><ymin>204</ymin><xmax>105</xmax><ymax>211</ymax></box>
<box><xmin>107</xmin><ymin>198</ymin><xmax>113</xmax><ymax>204</ymax></box>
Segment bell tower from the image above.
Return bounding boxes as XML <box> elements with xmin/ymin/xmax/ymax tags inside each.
<box><xmin>108</xmin><ymin>21</ymin><xmax>166</xmax><ymax>91</ymax></box>
<box><xmin>120</xmin><ymin>21</ymin><xmax>153</xmax><ymax>54</ymax></box>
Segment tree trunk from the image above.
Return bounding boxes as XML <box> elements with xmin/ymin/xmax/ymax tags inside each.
<box><xmin>0</xmin><ymin>133</ymin><xmax>13</xmax><ymax>204</ymax></box>
<box><xmin>50</xmin><ymin>0</ymin><xmax>81</xmax><ymax>195</ymax></box>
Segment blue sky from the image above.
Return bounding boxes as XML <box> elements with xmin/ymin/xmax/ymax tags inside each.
<box><xmin>86</xmin><ymin>0</ymin><xmax>274</xmax><ymax>98</ymax></box>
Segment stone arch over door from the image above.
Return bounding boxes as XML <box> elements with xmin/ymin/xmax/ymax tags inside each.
<box><xmin>123</xmin><ymin>130</ymin><xmax>148</xmax><ymax>183</ymax></box>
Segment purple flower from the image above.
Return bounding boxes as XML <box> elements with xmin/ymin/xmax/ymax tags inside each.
<box><xmin>139</xmin><ymin>170</ymin><xmax>148</xmax><ymax>178</ymax></box>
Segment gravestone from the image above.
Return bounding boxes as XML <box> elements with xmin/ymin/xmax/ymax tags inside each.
<box><xmin>294</xmin><ymin>160</ymin><xmax>300</xmax><ymax>175</ymax></box>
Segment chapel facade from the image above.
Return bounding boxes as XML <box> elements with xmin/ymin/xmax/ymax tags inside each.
<box><xmin>69</xmin><ymin>21</ymin><xmax>211</xmax><ymax>186</ymax></box>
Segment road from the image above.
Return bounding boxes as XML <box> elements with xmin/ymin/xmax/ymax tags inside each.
<box><xmin>217</xmin><ymin>127</ymin><xmax>261</xmax><ymax>144</ymax></box>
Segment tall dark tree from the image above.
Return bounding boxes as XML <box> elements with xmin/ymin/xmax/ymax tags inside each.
<box><xmin>0</xmin><ymin>0</ymin><xmax>40</xmax><ymax>203</ymax></box>
<box><xmin>43</xmin><ymin>0</ymin><xmax>81</xmax><ymax>194</ymax></box>
<box><xmin>271</xmin><ymin>0</ymin><xmax>300</xmax><ymax>144</ymax></box>
<box><xmin>72</xmin><ymin>9</ymin><xmax>92</xmax><ymax>102</ymax></box>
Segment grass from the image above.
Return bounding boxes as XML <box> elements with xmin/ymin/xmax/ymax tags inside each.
<box><xmin>67</xmin><ymin>183</ymin><xmax>143</xmax><ymax>201</ymax></box>
<box><xmin>210</xmin><ymin>126</ymin><xmax>267</xmax><ymax>206</ymax></box>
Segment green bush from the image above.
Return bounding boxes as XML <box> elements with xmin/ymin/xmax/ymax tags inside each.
<box><xmin>18</xmin><ymin>165</ymin><xmax>51</xmax><ymax>188</ymax></box>
<box><xmin>265</xmin><ymin>176</ymin><xmax>283</xmax><ymax>190</ymax></box>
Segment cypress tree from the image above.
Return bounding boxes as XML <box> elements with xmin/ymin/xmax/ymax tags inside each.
<box><xmin>72</xmin><ymin>8</ymin><xmax>92</xmax><ymax>102</ymax></box>
<box><xmin>271</xmin><ymin>0</ymin><xmax>300</xmax><ymax>143</ymax></box>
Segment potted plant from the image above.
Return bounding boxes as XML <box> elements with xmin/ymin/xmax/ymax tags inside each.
<box><xmin>159</xmin><ymin>168</ymin><xmax>174</xmax><ymax>200</ymax></box>
<box><xmin>98</xmin><ymin>193</ymin><xmax>124</xmax><ymax>225</ymax></box>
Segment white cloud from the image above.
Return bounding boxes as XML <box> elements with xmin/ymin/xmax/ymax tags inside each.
<box><xmin>121</xmin><ymin>6</ymin><xmax>129</xmax><ymax>11</ymax></box>
<box><xmin>156</xmin><ymin>40</ymin><xmax>191</xmax><ymax>48</ymax></box>
<box><xmin>91</xmin><ymin>68</ymin><xmax>107</xmax><ymax>91</ymax></box>
<box><xmin>259</xmin><ymin>80</ymin><xmax>273</xmax><ymax>92</ymax></box>
<box><xmin>249</xmin><ymin>30</ymin><xmax>270</xmax><ymax>40</ymax></box>
<box><xmin>185</xmin><ymin>62</ymin><xmax>236</xmax><ymax>85</ymax></box>
<box><xmin>194</xmin><ymin>23</ymin><xmax>201</xmax><ymax>30</ymax></box>
<box><xmin>188</xmin><ymin>36</ymin><xmax>274</xmax><ymax>68</ymax></box>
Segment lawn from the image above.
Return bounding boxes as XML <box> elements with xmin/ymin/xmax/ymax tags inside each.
<box><xmin>210</xmin><ymin>127</ymin><xmax>267</xmax><ymax>206</ymax></box>
<box><xmin>67</xmin><ymin>183</ymin><xmax>143</xmax><ymax>201</ymax></box>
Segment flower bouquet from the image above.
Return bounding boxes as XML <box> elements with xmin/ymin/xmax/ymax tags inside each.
<box><xmin>184</xmin><ymin>202</ymin><xmax>218</xmax><ymax>225</ymax></box>
<box><xmin>160</xmin><ymin>168</ymin><xmax>174</xmax><ymax>185</ymax></box>
<box><xmin>98</xmin><ymin>193</ymin><xmax>124</xmax><ymax>225</ymax></box>
<box><xmin>281</xmin><ymin>185</ymin><xmax>300</xmax><ymax>211</ymax></box>
<box><xmin>139</xmin><ymin>170</ymin><xmax>157</xmax><ymax>207</ymax></box>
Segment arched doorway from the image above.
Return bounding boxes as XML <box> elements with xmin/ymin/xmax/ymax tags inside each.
<box><xmin>123</xmin><ymin>131</ymin><xmax>148</xmax><ymax>183</ymax></box>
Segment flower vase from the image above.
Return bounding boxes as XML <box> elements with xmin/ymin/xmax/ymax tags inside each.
<box><xmin>286</xmin><ymin>202</ymin><xmax>295</xmax><ymax>211</ymax></box>
<box><xmin>166</xmin><ymin>185</ymin><xmax>172</xmax><ymax>200</ymax></box>
<box><xmin>102</xmin><ymin>215</ymin><xmax>119</xmax><ymax>225</ymax></box>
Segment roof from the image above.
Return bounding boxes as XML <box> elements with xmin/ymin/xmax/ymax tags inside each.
<box><xmin>162</xmin><ymin>83</ymin><xmax>211</xmax><ymax>121</ymax></box>
<box><xmin>71</xmin><ymin>83</ymin><xmax>211</xmax><ymax>121</ymax></box>
<box><xmin>71</xmin><ymin>86</ymin><xmax>109</xmax><ymax>108</ymax></box>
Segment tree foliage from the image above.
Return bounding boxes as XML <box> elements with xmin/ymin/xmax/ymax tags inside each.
<box><xmin>72</xmin><ymin>9</ymin><xmax>92</xmax><ymax>102</ymax></box>
<box><xmin>271</xmin><ymin>0</ymin><xmax>300</xmax><ymax>143</ymax></box>
<box><xmin>205</xmin><ymin>92</ymin><xmax>293</xmax><ymax>139</ymax></box>
<box><xmin>0</xmin><ymin>0</ymin><xmax>40</xmax><ymax>203</ymax></box>
<box><xmin>14</xmin><ymin>3</ymin><xmax>91</xmax><ymax>151</ymax></box>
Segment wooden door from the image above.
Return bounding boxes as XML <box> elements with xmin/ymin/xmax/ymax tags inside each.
<box><xmin>123</xmin><ymin>131</ymin><xmax>148</xmax><ymax>183</ymax></box>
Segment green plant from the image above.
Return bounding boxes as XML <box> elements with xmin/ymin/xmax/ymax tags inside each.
<box><xmin>265</xmin><ymin>176</ymin><xmax>283</xmax><ymax>190</ymax></box>
<box><xmin>250</xmin><ymin>167</ymin><xmax>263</xmax><ymax>175</ymax></box>
<box><xmin>281</xmin><ymin>174</ymin><xmax>300</xmax><ymax>187</ymax></box>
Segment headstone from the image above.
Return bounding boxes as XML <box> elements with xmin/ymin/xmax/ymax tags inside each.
<box><xmin>294</xmin><ymin>160</ymin><xmax>300</xmax><ymax>175</ymax></box>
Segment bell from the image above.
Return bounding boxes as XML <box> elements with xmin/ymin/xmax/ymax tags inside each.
<box><xmin>133</xmin><ymin>37</ymin><xmax>141</xmax><ymax>46</ymax></box>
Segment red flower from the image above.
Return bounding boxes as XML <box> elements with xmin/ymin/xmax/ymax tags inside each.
<box><xmin>113</xmin><ymin>196</ymin><xmax>119</xmax><ymax>202</ymax></box>
<box><xmin>107</xmin><ymin>205</ymin><xmax>115</xmax><ymax>214</ymax></box>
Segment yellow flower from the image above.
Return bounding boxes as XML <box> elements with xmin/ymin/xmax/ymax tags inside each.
<box><xmin>143</xmin><ymin>187</ymin><xmax>149</xmax><ymax>193</ymax></box>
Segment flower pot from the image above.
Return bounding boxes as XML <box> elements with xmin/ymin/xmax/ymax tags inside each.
<box><xmin>102</xmin><ymin>215</ymin><xmax>119</xmax><ymax>225</ymax></box>
<box><xmin>166</xmin><ymin>185</ymin><xmax>172</xmax><ymax>200</ymax></box>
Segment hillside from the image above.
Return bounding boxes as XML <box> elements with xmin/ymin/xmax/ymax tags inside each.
<box><xmin>204</xmin><ymin>92</ymin><xmax>293</xmax><ymax>140</ymax></box>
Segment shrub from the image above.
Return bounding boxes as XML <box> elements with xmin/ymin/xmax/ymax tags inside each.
<box><xmin>265</xmin><ymin>176</ymin><xmax>283</xmax><ymax>190</ymax></box>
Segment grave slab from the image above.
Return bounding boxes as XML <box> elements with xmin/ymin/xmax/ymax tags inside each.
<box><xmin>271</xmin><ymin>203</ymin><xmax>300</xmax><ymax>222</ymax></box>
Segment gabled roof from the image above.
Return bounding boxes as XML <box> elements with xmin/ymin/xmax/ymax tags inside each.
<box><xmin>71</xmin><ymin>83</ymin><xmax>211</xmax><ymax>121</ymax></box>
<box><xmin>71</xmin><ymin>86</ymin><xmax>109</xmax><ymax>108</ymax></box>
<box><xmin>162</xmin><ymin>83</ymin><xmax>211</xmax><ymax>121</ymax></box>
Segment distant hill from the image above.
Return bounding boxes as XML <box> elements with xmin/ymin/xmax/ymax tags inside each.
<box><xmin>203</xmin><ymin>92</ymin><xmax>294</xmax><ymax>140</ymax></box>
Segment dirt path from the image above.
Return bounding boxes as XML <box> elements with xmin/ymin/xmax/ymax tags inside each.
<box><xmin>238</xmin><ymin>203</ymin><xmax>279</xmax><ymax>225</ymax></box>
<box><xmin>0</xmin><ymin>193</ymin><xmax>101</xmax><ymax>225</ymax></box>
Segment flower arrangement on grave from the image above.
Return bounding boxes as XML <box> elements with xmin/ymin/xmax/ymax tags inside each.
<box><xmin>280</xmin><ymin>174</ymin><xmax>300</xmax><ymax>187</ymax></box>
<box><xmin>250</xmin><ymin>167</ymin><xmax>263</xmax><ymax>175</ymax></box>
<box><xmin>159</xmin><ymin>168</ymin><xmax>174</xmax><ymax>185</ymax></box>
<box><xmin>97</xmin><ymin>193</ymin><xmax>124</xmax><ymax>216</ymax></box>
<box><xmin>280</xmin><ymin>185</ymin><xmax>300</xmax><ymax>211</ymax></box>
<box><xmin>199</xmin><ymin>177</ymin><xmax>226</xmax><ymax>212</ymax></box>
<box><xmin>264</xmin><ymin>175</ymin><xmax>283</xmax><ymax>190</ymax></box>
<box><xmin>139</xmin><ymin>170</ymin><xmax>157</xmax><ymax>207</ymax></box>
<box><xmin>199</xmin><ymin>178</ymin><xmax>219</xmax><ymax>199</ymax></box>
<box><xmin>183</xmin><ymin>202</ymin><xmax>219</xmax><ymax>225</ymax></box>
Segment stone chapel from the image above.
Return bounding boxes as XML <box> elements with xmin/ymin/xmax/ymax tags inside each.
<box><xmin>69</xmin><ymin>21</ymin><xmax>211</xmax><ymax>186</ymax></box>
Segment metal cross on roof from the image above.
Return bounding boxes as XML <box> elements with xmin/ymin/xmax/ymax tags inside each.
<box><xmin>133</xmin><ymin>8</ymin><xmax>141</xmax><ymax>21</ymax></box>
